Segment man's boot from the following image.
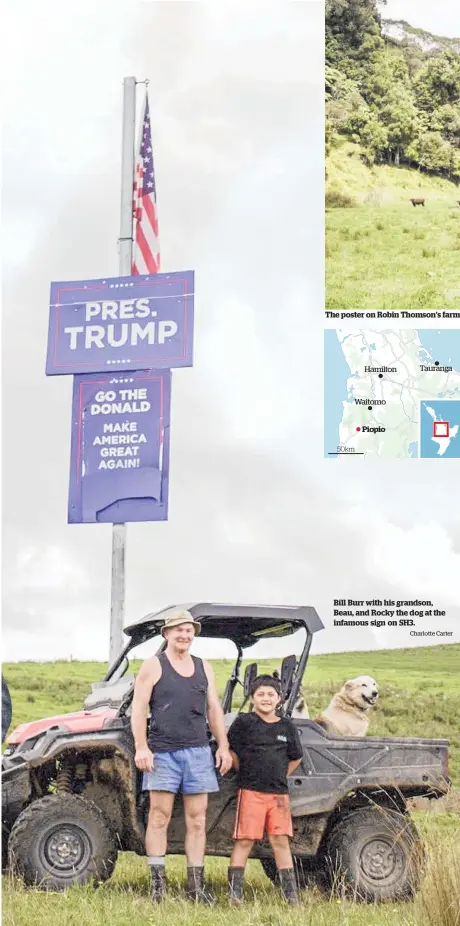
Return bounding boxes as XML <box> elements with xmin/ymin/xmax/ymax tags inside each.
<box><xmin>186</xmin><ymin>865</ymin><xmax>216</xmax><ymax>904</ymax></box>
<box><xmin>149</xmin><ymin>864</ymin><xmax>166</xmax><ymax>903</ymax></box>
<box><xmin>228</xmin><ymin>866</ymin><xmax>245</xmax><ymax>905</ymax></box>
<box><xmin>278</xmin><ymin>868</ymin><xmax>299</xmax><ymax>905</ymax></box>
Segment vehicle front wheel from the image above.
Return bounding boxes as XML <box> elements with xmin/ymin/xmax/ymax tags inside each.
<box><xmin>324</xmin><ymin>806</ymin><xmax>425</xmax><ymax>902</ymax></box>
<box><xmin>8</xmin><ymin>793</ymin><xmax>118</xmax><ymax>890</ymax></box>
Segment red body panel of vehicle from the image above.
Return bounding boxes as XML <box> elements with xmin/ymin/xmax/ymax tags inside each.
<box><xmin>6</xmin><ymin>708</ymin><xmax>118</xmax><ymax>745</ymax></box>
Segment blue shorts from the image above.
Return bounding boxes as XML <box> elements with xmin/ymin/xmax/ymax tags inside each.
<box><xmin>142</xmin><ymin>745</ymin><xmax>219</xmax><ymax>795</ymax></box>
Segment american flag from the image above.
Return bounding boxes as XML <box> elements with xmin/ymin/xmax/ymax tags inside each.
<box><xmin>132</xmin><ymin>92</ymin><xmax>160</xmax><ymax>274</ymax></box>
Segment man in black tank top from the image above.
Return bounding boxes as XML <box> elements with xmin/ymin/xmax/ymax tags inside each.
<box><xmin>131</xmin><ymin>608</ymin><xmax>232</xmax><ymax>904</ymax></box>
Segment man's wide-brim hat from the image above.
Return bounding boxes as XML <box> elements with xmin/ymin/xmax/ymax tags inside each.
<box><xmin>160</xmin><ymin>608</ymin><xmax>201</xmax><ymax>637</ymax></box>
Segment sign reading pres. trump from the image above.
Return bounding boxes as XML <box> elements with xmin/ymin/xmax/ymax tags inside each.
<box><xmin>68</xmin><ymin>370</ymin><xmax>171</xmax><ymax>523</ymax></box>
<box><xmin>46</xmin><ymin>270</ymin><xmax>194</xmax><ymax>375</ymax></box>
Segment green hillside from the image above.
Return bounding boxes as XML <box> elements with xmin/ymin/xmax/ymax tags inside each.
<box><xmin>327</xmin><ymin>139</ymin><xmax>459</xmax><ymax>205</ymax></box>
<box><xmin>326</xmin><ymin>141</ymin><xmax>460</xmax><ymax>310</ymax></box>
<box><xmin>326</xmin><ymin>2</ymin><xmax>460</xmax><ymax>178</ymax></box>
<box><xmin>4</xmin><ymin>643</ymin><xmax>459</xmax><ymax>785</ymax></box>
<box><xmin>325</xmin><ymin>0</ymin><xmax>460</xmax><ymax>310</ymax></box>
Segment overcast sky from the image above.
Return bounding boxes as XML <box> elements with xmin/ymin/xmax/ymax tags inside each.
<box><xmin>378</xmin><ymin>0</ymin><xmax>460</xmax><ymax>38</ymax></box>
<box><xmin>2</xmin><ymin>2</ymin><xmax>459</xmax><ymax>667</ymax></box>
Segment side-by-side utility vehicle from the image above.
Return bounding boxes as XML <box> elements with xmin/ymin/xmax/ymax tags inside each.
<box><xmin>3</xmin><ymin>604</ymin><xmax>450</xmax><ymax>901</ymax></box>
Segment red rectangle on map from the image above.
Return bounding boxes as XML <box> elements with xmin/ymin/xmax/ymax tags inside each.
<box><xmin>433</xmin><ymin>421</ymin><xmax>449</xmax><ymax>438</ymax></box>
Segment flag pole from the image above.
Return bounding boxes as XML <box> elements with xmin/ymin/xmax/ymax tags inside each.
<box><xmin>109</xmin><ymin>76</ymin><xmax>136</xmax><ymax>665</ymax></box>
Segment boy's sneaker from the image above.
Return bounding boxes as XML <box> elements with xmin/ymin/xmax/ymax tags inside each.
<box><xmin>228</xmin><ymin>866</ymin><xmax>245</xmax><ymax>904</ymax></box>
<box><xmin>278</xmin><ymin>868</ymin><xmax>299</xmax><ymax>904</ymax></box>
<box><xmin>186</xmin><ymin>865</ymin><xmax>216</xmax><ymax>904</ymax></box>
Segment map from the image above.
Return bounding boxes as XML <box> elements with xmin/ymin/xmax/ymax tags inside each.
<box><xmin>324</xmin><ymin>330</ymin><xmax>460</xmax><ymax>459</ymax></box>
<box><xmin>420</xmin><ymin>401</ymin><xmax>460</xmax><ymax>458</ymax></box>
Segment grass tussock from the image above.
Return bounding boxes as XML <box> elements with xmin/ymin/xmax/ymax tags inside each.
<box><xmin>416</xmin><ymin>835</ymin><xmax>460</xmax><ymax>926</ymax></box>
<box><xmin>326</xmin><ymin>185</ymin><xmax>357</xmax><ymax>208</ymax></box>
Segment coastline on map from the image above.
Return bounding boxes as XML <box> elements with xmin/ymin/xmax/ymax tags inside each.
<box><xmin>323</xmin><ymin>331</ymin><xmax>356</xmax><ymax>456</ymax></box>
<box><xmin>417</xmin><ymin>331</ymin><xmax>460</xmax><ymax>371</ymax></box>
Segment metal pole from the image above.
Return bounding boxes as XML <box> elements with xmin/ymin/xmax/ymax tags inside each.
<box><xmin>109</xmin><ymin>76</ymin><xmax>136</xmax><ymax>665</ymax></box>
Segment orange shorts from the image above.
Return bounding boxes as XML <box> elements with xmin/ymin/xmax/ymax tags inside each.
<box><xmin>232</xmin><ymin>788</ymin><xmax>293</xmax><ymax>841</ymax></box>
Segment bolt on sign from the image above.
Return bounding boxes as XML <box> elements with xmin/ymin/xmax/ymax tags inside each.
<box><xmin>45</xmin><ymin>270</ymin><xmax>194</xmax><ymax>375</ymax></box>
<box><xmin>68</xmin><ymin>370</ymin><xmax>171</xmax><ymax>523</ymax></box>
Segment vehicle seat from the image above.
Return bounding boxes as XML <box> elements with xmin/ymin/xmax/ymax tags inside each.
<box><xmin>221</xmin><ymin>679</ymin><xmax>235</xmax><ymax>714</ymax></box>
<box><xmin>279</xmin><ymin>655</ymin><xmax>297</xmax><ymax>703</ymax></box>
<box><xmin>224</xmin><ymin>711</ymin><xmax>240</xmax><ymax>732</ymax></box>
<box><xmin>238</xmin><ymin>663</ymin><xmax>258</xmax><ymax>713</ymax></box>
<box><xmin>84</xmin><ymin>675</ymin><xmax>135</xmax><ymax>711</ymax></box>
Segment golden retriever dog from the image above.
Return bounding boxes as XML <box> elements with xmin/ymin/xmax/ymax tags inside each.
<box><xmin>314</xmin><ymin>675</ymin><xmax>379</xmax><ymax>736</ymax></box>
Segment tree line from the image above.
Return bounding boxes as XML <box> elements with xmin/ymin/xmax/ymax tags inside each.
<box><xmin>326</xmin><ymin>0</ymin><xmax>460</xmax><ymax>181</ymax></box>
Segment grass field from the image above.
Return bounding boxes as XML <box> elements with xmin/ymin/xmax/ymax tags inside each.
<box><xmin>326</xmin><ymin>142</ymin><xmax>460</xmax><ymax>311</ymax></box>
<box><xmin>3</xmin><ymin>815</ymin><xmax>459</xmax><ymax>925</ymax></box>
<box><xmin>2</xmin><ymin>644</ymin><xmax>459</xmax><ymax>924</ymax></box>
<box><xmin>4</xmin><ymin>644</ymin><xmax>459</xmax><ymax>784</ymax></box>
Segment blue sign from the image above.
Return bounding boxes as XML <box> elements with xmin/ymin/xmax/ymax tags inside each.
<box><xmin>46</xmin><ymin>270</ymin><xmax>194</xmax><ymax>375</ymax></box>
<box><xmin>68</xmin><ymin>370</ymin><xmax>171</xmax><ymax>523</ymax></box>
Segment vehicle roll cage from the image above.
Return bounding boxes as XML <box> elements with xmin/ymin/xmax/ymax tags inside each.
<box><xmin>104</xmin><ymin>604</ymin><xmax>324</xmax><ymax>718</ymax></box>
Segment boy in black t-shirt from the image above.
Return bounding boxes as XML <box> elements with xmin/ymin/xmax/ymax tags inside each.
<box><xmin>227</xmin><ymin>674</ymin><xmax>303</xmax><ymax>905</ymax></box>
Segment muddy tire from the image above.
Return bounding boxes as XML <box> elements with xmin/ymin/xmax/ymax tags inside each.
<box><xmin>324</xmin><ymin>807</ymin><xmax>425</xmax><ymax>902</ymax></box>
<box><xmin>2</xmin><ymin>825</ymin><xmax>10</xmax><ymax>872</ymax></box>
<box><xmin>8</xmin><ymin>793</ymin><xmax>118</xmax><ymax>890</ymax></box>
